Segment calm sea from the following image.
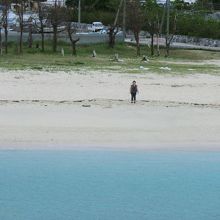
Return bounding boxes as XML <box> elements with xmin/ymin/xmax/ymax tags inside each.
<box><xmin>0</xmin><ymin>150</ymin><xmax>220</xmax><ymax>220</ymax></box>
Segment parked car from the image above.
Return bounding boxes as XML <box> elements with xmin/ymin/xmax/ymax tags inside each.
<box><xmin>88</xmin><ymin>22</ymin><xmax>104</xmax><ymax>32</ymax></box>
<box><xmin>7</xmin><ymin>10</ymin><xmax>18</xmax><ymax>27</ymax></box>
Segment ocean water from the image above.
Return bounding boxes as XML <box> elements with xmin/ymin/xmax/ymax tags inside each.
<box><xmin>0</xmin><ymin>150</ymin><xmax>220</xmax><ymax>220</ymax></box>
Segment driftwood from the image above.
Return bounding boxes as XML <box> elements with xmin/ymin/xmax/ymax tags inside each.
<box><xmin>92</xmin><ymin>50</ymin><xmax>96</xmax><ymax>57</ymax></box>
<box><xmin>111</xmin><ymin>53</ymin><xmax>123</xmax><ymax>62</ymax></box>
<box><xmin>114</xmin><ymin>53</ymin><xmax>119</xmax><ymax>62</ymax></box>
<box><xmin>61</xmin><ymin>48</ymin><xmax>64</xmax><ymax>56</ymax></box>
<box><xmin>142</xmin><ymin>55</ymin><xmax>149</xmax><ymax>62</ymax></box>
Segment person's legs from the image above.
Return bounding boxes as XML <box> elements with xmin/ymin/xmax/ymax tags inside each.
<box><xmin>133</xmin><ymin>93</ymin><xmax>136</xmax><ymax>103</ymax></box>
<box><xmin>131</xmin><ymin>93</ymin><xmax>134</xmax><ymax>103</ymax></box>
<box><xmin>131</xmin><ymin>93</ymin><xmax>136</xmax><ymax>103</ymax></box>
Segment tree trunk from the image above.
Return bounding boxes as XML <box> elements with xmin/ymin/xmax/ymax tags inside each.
<box><xmin>4</xmin><ymin>26</ymin><xmax>8</xmax><ymax>54</ymax></box>
<box><xmin>28</xmin><ymin>19</ymin><xmax>33</xmax><ymax>48</ymax></box>
<box><xmin>109</xmin><ymin>29</ymin><xmax>113</xmax><ymax>48</ymax></box>
<box><xmin>18</xmin><ymin>2</ymin><xmax>24</xmax><ymax>54</ymax></box>
<box><xmin>137</xmin><ymin>43</ymin><xmax>140</xmax><ymax>56</ymax></box>
<box><xmin>156</xmin><ymin>15</ymin><xmax>160</xmax><ymax>57</ymax></box>
<box><xmin>41</xmin><ymin>29</ymin><xmax>44</xmax><ymax>52</ymax></box>
<box><xmin>4</xmin><ymin>10</ymin><xmax>8</xmax><ymax>54</ymax></box>
<box><xmin>39</xmin><ymin>18</ymin><xmax>45</xmax><ymax>52</ymax></box>
<box><xmin>53</xmin><ymin>25</ymin><xmax>57</xmax><ymax>52</ymax></box>
<box><xmin>38</xmin><ymin>2</ymin><xmax>45</xmax><ymax>52</ymax></box>
<box><xmin>150</xmin><ymin>34</ymin><xmax>154</xmax><ymax>56</ymax></box>
<box><xmin>166</xmin><ymin>46</ymin><xmax>169</xmax><ymax>57</ymax></box>
<box><xmin>134</xmin><ymin>32</ymin><xmax>140</xmax><ymax>56</ymax></box>
<box><xmin>165</xmin><ymin>39</ymin><xmax>170</xmax><ymax>57</ymax></box>
<box><xmin>19</xmin><ymin>26</ymin><xmax>23</xmax><ymax>53</ymax></box>
<box><xmin>67</xmin><ymin>23</ymin><xmax>79</xmax><ymax>56</ymax></box>
<box><xmin>72</xmin><ymin>43</ymin><xmax>76</xmax><ymax>56</ymax></box>
<box><xmin>41</xmin><ymin>33</ymin><xmax>44</xmax><ymax>52</ymax></box>
<box><xmin>108</xmin><ymin>27</ymin><xmax>116</xmax><ymax>48</ymax></box>
<box><xmin>156</xmin><ymin>33</ymin><xmax>160</xmax><ymax>56</ymax></box>
<box><xmin>0</xmin><ymin>27</ymin><xmax>2</xmax><ymax>55</ymax></box>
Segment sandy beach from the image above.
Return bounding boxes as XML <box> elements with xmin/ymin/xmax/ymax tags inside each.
<box><xmin>0</xmin><ymin>69</ymin><xmax>220</xmax><ymax>150</ymax></box>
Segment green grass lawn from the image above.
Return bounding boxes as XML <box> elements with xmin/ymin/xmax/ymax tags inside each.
<box><xmin>0</xmin><ymin>42</ymin><xmax>220</xmax><ymax>74</ymax></box>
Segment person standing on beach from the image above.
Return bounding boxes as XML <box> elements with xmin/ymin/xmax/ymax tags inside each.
<box><xmin>130</xmin><ymin>81</ymin><xmax>138</xmax><ymax>103</ymax></box>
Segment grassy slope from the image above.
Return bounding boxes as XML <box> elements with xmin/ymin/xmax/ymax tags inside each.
<box><xmin>0</xmin><ymin>42</ymin><xmax>220</xmax><ymax>74</ymax></box>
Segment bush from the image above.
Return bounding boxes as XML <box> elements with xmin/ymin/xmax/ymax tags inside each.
<box><xmin>176</xmin><ymin>13</ymin><xmax>220</xmax><ymax>39</ymax></box>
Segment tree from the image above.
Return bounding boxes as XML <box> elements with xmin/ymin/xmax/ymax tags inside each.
<box><xmin>65</xmin><ymin>0</ymin><xmax>120</xmax><ymax>24</ymax></box>
<box><xmin>35</xmin><ymin>1</ymin><xmax>47</xmax><ymax>52</ymax></box>
<box><xmin>65</xmin><ymin>0</ymin><xmax>120</xmax><ymax>11</ymax></box>
<box><xmin>48</xmin><ymin>1</ymin><xmax>66</xmax><ymax>52</ymax></box>
<box><xmin>212</xmin><ymin>0</ymin><xmax>220</xmax><ymax>10</ymax></box>
<box><xmin>108</xmin><ymin>0</ymin><xmax>123</xmax><ymax>48</ymax></box>
<box><xmin>65</xmin><ymin>8</ymin><xmax>80</xmax><ymax>55</ymax></box>
<box><xmin>143</xmin><ymin>0</ymin><xmax>162</xmax><ymax>56</ymax></box>
<box><xmin>108</xmin><ymin>25</ymin><xmax>119</xmax><ymax>48</ymax></box>
<box><xmin>65</xmin><ymin>0</ymin><xmax>78</xmax><ymax>8</ymax></box>
<box><xmin>176</xmin><ymin>13</ymin><xmax>220</xmax><ymax>39</ymax></box>
<box><xmin>164</xmin><ymin>0</ymin><xmax>177</xmax><ymax>57</ymax></box>
<box><xmin>194</xmin><ymin>0</ymin><xmax>214</xmax><ymax>11</ymax></box>
<box><xmin>127</xmin><ymin>0</ymin><xmax>145</xmax><ymax>56</ymax></box>
<box><xmin>2</xmin><ymin>0</ymin><xmax>10</xmax><ymax>54</ymax></box>
<box><xmin>27</xmin><ymin>16</ymin><xmax>33</xmax><ymax>48</ymax></box>
<box><xmin>173</xmin><ymin>0</ymin><xmax>193</xmax><ymax>10</ymax></box>
<box><xmin>0</xmin><ymin>13</ymin><xmax>2</xmax><ymax>55</ymax></box>
<box><xmin>16</xmin><ymin>0</ymin><xmax>25</xmax><ymax>54</ymax></box>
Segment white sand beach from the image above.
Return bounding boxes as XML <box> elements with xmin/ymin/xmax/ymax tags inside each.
<box><xmin>0</xmin><ymin>69</ymin><xmax>220</xmax><ymax>150</ymax></box>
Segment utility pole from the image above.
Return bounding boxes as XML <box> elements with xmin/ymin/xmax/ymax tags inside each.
<box><xmin>114</xmin><ymin>0</ymin><xmax>123</xmax><ymax>26</ymax></box>
<box><xmin>123</xmin><ymin>0</ymin><xmax>126</xmax><ymax>40</ymax></box>
<box><xmin>78</xmin><ymin>0</ymin><xmax>81</xmax><ymax>23</ymax></box>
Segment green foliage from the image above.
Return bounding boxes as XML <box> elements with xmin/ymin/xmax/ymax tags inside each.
<box><xmin>173</xmin><ymin>0</ymin><xmax>193</xmax><ymax>10</ymax></box>
<box><xmin>127</xmin><ymin>0</ymin><xmax>144</xmax><ymax>34</ymax></box>
<box><xmin>90</xmin><ymin>0</ymin><xmax>120</xmax><ymax>12</ymax></box>
<box><xmin>176</xmin><ymin>13</ymin><xmax>220</xmax><ymax>39</ymax></box>
<box><xmin>65</xmin><ymin>0</ymin><xmax>120</xmax><ymax>24</ymax></box>
<box><xmin>193</xmin><ymin>0</ymin><xmax>214</xmax><ymax>12</ymax></box>
<box><xmin>143</xmin><ymin>0</ymin><xmax>162</xmax><ymax>34</ymax></box>
<box><xmin>81</xmin><ymin>11</ymin><xmax>115</xmax><ymax>25</ymax></box>
<box><xmin>65</xmin><ymin>0</ymin><xmax>78</xmax><ymax>8</ymax></box>
<box><xmin>65</xmin><ymin>0</ymin><xmax>120</xmax><ymax>11</ymax></box>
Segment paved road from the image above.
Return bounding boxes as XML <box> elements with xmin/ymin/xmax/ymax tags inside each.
<box><xmin>2</xmin><ymin>31</ymin><xmax>219</xmax><ymax>51</ymax></box>
<box><xmin>1</xmin><ymin>31</ymin><xmax>123</xmax><ymax>45</ymax></box>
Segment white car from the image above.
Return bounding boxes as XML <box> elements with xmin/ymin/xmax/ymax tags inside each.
<box><xmin>88</xmin><ymin>22</ymin><xmax>104</xmax><ymax>32</ymax></box>
<box><xmin>7</xmin><ymin>10</ymin><xmax>18</xmax><ymax>26</ymax></box>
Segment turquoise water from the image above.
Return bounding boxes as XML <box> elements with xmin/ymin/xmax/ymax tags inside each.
<box><xmin>0</xmin><ymin>150</ymin><xmax>220</xmax><ymax>220</ymax></box>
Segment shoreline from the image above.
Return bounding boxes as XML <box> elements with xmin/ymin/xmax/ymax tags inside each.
<box><xmin>1</xmin><ymin>143</ymin><xmax>220</xmax><ymax>151</ymax></box>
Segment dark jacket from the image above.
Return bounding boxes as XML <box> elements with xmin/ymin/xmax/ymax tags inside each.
<box><xmin>130</xmin><ymin>85</ymin><xmax>138</xmax><ymax>94</ymax></box>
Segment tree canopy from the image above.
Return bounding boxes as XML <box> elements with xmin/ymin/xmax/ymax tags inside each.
<box><xmin>65</xmin><ymin>0</ymin><xmax>120</xmax><ymax>12</ymax></box>
<box><xmin>65</xmin><ymin>0</ymin><xmax>121</xmax><ymax>24</ymax></box>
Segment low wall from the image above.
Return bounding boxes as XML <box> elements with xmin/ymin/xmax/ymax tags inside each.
<box><xmin>172</xmin><ymin>35</ymin><xmax>220</xmax><ymax>48</ymax></box>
